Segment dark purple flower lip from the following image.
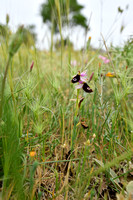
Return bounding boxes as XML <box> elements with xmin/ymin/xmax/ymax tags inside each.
<box><xmin>82</xmin><ymin>83</ymin><xmax>93</xmax><ymax>93</ymax></box>
<box><xmin>71</xmin><ymin>74</ymin><xmax>80</xmax><ymax>83</ymax></box>
<box><xmin>71</xmin><ymin>71</ymin><xmax>88</xmax><ymax>84</ymax></box>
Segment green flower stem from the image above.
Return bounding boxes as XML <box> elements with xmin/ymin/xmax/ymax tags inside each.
<box><xmin>75</xmin><ymin>89</ymin><xmax>79</xmax><ymax>116</ymax></box>
<box><xmin>71</xmin><ymin>89</ymin><xmax>80</xmax><ymax>152</ymax></box>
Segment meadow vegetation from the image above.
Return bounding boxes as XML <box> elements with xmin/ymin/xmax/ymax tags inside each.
<box><xmin>0</xmin><ymin>5</ymin><xmax>133</xmax><ymax>200</ymax></box>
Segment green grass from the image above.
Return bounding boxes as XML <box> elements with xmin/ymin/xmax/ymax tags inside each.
<box><xmin>0</xmin><ymin>20</ymin><xmax>133</xmax><ymax>200</ymax></box>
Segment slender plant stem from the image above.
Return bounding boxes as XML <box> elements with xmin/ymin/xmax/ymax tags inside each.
<box><xmin>75</xmin><ymin>89</ymin><xmax>79</xmax><ymax>116</ymax></box>
<box><xmin>0</xmin><ymin>56</ymin><xmax>11</xmax><ymax>119</ymax></box>
<box><xmin>8</xmin><ymin>68</ymin><xmax>16</xmax><ymax>114</ymax></box>
<box><xmin>101</xmin><ymin>33</ymin><xmax>120</xmax><ymax>84</ymax></box>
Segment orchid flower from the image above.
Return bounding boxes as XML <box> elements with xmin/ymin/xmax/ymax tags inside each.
<box><xmin>99</xmin><ymin>55</ymin><xmax>110</xmax><ymax>64</ymax></box>
<box><xmin>71</xmin><ymin>71</ymin><xmax>93</xmax><ymax>93</ymax></box>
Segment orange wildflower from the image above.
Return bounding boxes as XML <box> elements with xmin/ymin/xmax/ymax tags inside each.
<box><xmin>30</xmin><ymin>151</ymin><xmax>36</xmax><ymax>157</ymax></box>
<box><xmin>105</xmin><ymin>72</ymin><xmax>116</xmax><ymax>77</ymax></box>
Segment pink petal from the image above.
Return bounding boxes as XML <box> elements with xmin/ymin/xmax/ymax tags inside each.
<box><xmin>99</xmin><ymin>55</ymin><xmax>110</xmax><ymax>64</ymax></box>
<box><xmin>104</xmin><ymin>59</ymin><xmax>110</xmax><ymax>64</ymax></box>
<box><xmin>80</xmin><ymin>77</ymin><xmax>88</xmax><ymax>83</ymax></box>
<box><xmin>79</xmin><ymin>80</ymin><xmax>84</xmax><ymax>84</ymax></box>
<box><xmin>71</xmin><ymin>60</ymin><xmax>77</xmax><ymax>66</ymax></box>
<box><xmin>80</xmin><ymin>71</ymin><xmax>87</xmax><ymax>77</ymax></box>
<box><xmin>99</xmin><ymin>55</ymin><xmax>106</xmax><ymax>60</ymax></box>
<box><xmin>75</xmin><ymin>84</ymin><xmax>83</xmax><ymax>89</ymax></box>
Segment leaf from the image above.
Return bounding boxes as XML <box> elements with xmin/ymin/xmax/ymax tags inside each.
<box><xmin>116</xmin><ymin>193</ymin><xmax>125</xmax><ymax>200</ymax></box>
<box><xmin>93</xmin><ymin>158</ymin><xmax>104</xmax><ymax>167</ymax></box>
<box><xmin>94</xmin><ymin>159</ymin><xmax>122</xmax><ymax>188</ymax></box>
<box><xmin>126</xmin><ymin>181</ymin><xmax>133</xmax><ymax>195</ymax></box>
<box><xmin>110</xmin><ymin>168</ymin><xmax>120</xmax><ymax>184</ymax></box>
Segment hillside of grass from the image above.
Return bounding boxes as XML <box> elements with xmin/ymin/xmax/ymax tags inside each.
<box><xmin>0</xmin><ymin>27</ymin><xmax>133</xmax><ymax>200</ymax></box>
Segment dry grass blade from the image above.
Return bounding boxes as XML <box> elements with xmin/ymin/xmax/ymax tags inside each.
<box><xmin>57</xmin><ymin>162</ymin><xmax>71</xmax><ymax>198</ymax></box>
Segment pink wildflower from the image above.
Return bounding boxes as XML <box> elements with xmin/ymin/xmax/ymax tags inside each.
<box><xmin>71</xmin><ymin>60</ymin><xmax>77</xmax><ymax>67</ymax></box>
<box><xmin>99</xmin><ymin>55</ymin><xmax>110</xmax><ymax>64</ymax></box>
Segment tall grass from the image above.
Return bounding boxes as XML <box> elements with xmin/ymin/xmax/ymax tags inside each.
<box><xmin>0</xmin><ymin>1</ymin><xmax>133</xmax><ymax>199</ymax></box>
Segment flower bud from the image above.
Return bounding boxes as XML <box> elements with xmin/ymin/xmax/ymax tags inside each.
<box><xmin>6</xmin><ymin>14</ymin><xmax>10</xmax><ymax>25</ymax></box>
<box><xmin>30</xmin><ymin>61</ymin><xmax>34</xmax><ymax>72</ymax></box>
<box><xmin>84</xmin><ymin>139</ymin><xmax>90</xmax><ymax>146</ymax></box>
<box><xmin>89</xmin><ymin>72</ymin><xmax>94</xmax><ymax>82</ymax></box>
